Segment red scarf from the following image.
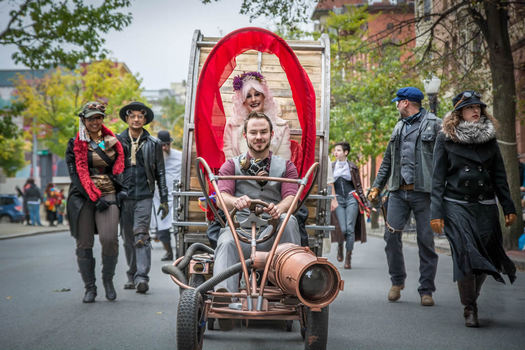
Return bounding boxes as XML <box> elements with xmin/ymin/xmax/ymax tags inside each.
<box><xmin>73</xmin><ymin>124</ymin><xmax>125</xmax><ymax>202</ymax></box>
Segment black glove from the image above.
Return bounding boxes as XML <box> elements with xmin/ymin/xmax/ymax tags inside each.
<box><xmin>157</xmin><ymin>202</ymin><xmax>169</xmax><ymax>220</ymax></box>
<box><xmin>116</xmin><ymin>191</ymin><xmax>128</xmax><ymax>207</ymax></box>
<box><xmin>95</xmin><ymin>198</ymin><xmax>110</xmax><ymax>212</ymax></box>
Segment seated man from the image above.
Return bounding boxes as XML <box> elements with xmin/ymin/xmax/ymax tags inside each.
<box><xmin>213</xmin><ymin>111</ymin><xmax>301</xmax><ymax>293</ymax></box>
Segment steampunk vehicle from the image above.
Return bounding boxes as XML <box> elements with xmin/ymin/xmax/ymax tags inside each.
<box><xmin>162</xmin><ymin>27</ymin><xmax>342</xmax><ymax>349</ymax></box>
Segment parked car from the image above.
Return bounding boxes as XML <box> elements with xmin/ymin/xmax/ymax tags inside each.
<box><xmin>0</xmin><ymin>194</ymin><xmax>25</xmax><ymax>223</ymax></box>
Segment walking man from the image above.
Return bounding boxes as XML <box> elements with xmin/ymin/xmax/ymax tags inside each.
<box><xmin>118</xmin><ymin>102</ymin><xmax>169</xmax><ymax>293</ymax></box>
<box><xmin>150</xmin><ymin>130</ymin><xmax>182</xmax><ymax>261</ymax></box>
<box><xmin>368</xmin><ymin>87</ymin><xmax>441</xmax><ymax>306</ymax></box>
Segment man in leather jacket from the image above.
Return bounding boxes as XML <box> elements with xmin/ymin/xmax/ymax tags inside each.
<box><xmin>368</xmin><ymin>87</ymin><xmax>442</xmax><ymax>307</ymax></box>
<box><xmin>117</xmin><ymin>101</ymin><xmax>169</xmax><ymax>293</ymax></box>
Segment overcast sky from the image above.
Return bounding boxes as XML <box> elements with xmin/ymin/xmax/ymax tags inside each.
<box><xmin>0</xmin><ymin>0</ymin><xmax>289</xmax><ymax>90</ymax></box>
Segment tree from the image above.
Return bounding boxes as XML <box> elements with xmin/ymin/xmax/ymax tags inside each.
<box><xmin>0</xmin><ymin>0</ymin><xmax>132</xmax><ymax>69</ymax></box>
<box><xmin>0</xmin><ymin>103</ymin><xmax>28</xmax><ymax>177</ymax></box>
<box><xmin>14</xmin><ymin>59</ymin><xmax>143</xmax><ymax>157</ymax></box>
<box><xmin>320</xmin><ymin>6</ymin><xmax>422</xmax><ymax>228</ymax></box>
<box><xmin>158</xmin><ymin>96</ymin><xmax>184</xmax><ymax>150</ymax></box>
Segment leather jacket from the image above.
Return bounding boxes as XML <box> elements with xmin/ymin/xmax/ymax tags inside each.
<box><xmin>373</xmin><ymin>108</ymin><xmax>442</xmax><ymax>193</ymax></box>
<box><xmin>118</xmin><ymin>129</ymin><xmax>168</xmax><ymax>203</ymax></box>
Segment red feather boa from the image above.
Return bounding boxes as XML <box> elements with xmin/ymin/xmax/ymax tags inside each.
<box><xmin>73</xmin><ymin>125</ymin><xmax>125</xmax><ymax>202</ymax></box>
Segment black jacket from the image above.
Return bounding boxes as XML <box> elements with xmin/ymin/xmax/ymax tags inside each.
<box><xmin>24</xmin><ymin>184</ymin><xmax>42</xmax><ymax>202</ymax></box>
<box><xmin>431</xmin><ymin>132</ymin><xmax>516</xmax><ymax>220</ymax></box>
<box><xmin>117</xmin><ymin>129</ymin><xmax>168</xmax><ymax>203</ymax></box>
<box><xmin>65</xmin><ymin>138</ymin><xmax>128</xmax><ymax>238</ymax></box>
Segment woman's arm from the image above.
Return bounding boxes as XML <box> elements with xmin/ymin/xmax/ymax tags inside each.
<box><xmin>430</xmin><ymin>133</ymin><xmax>447</xmax><ymax>220</ymax></box>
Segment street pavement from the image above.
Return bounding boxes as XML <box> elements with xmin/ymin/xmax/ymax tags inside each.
<box><xmin>1</xmin><ymin>223</ymin><xmax>524</xmax><ymax>350</ymax></box>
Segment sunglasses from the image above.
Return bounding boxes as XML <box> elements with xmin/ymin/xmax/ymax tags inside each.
<box><xmin>454</xmin><ymin>91</ymin><xmax>481</xmax><ymax>109</ymax></box>
<box><xmin>126</xmin><ymin>109</ymin><xmax>146</xmax><ymax>117</ymax></box>
<box><xmin>86</xmin><ymin>103</ymin><xmax>106</xmax><ymax>112</ymax></box>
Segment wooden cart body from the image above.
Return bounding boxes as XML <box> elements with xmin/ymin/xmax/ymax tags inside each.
<box><xmin>174</xmin><ymin>28</ymin><xmax>333</xmax><ymax>257</ymax></box>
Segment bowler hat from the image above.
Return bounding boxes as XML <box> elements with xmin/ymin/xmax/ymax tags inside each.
<box><xmin>452</xmin><ymin>91</ymin><xmax>486</xmax><ymax>111</ymax></box>
<box><xmin>157</xmin><ymin>130</ymin><xmax>173</xmax><ymax>143</ymax></box>
<box><xmin>119</xmin><ymin>101</ymin><xmax>154</xmax><ymax>124</ymax></box>
<box><xmin>79</xmin><ymin>101</ymin><xmax>106</xmax><ymax>119</ymax></box>
<box><xmin>391</xmin><ymin>87</ymin><xmax>424</xmax><ymax>103</ymax></box>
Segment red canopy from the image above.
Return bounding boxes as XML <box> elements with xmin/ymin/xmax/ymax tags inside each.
<box><xmin>194</xmin><ymin>27</ymin><xmax>316</xmax><ymax>177</ymax></box>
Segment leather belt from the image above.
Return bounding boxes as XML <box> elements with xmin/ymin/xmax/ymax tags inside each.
<box><xmin>399</xmin><ymin>184</ymin><xmax>414</xmax><ymax>191</ymax></box>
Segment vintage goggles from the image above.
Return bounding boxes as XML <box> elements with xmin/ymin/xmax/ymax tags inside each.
<box><xmin>126</xmin><ymin>109</ymin><xmax>146</xmax><ymax>117</ymax></box>
<box><xmin>86</xmin><ymin>103</ymin><xmax>106</xmax><ymax>112</ymax></box>
<box><xmin>453</xmin><ymin>91</ymin><xmax>481</xmax><ymax>109</ymax></box>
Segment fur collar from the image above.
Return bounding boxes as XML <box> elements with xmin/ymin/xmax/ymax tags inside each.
<box><xmin>73</xmin><ymin>124</ymin><xmax>125</xmax><ymax>202</ymax></box>
<box><xmin>445</xmin><ymin>116</ymin><xmax>496</xmax><ymax>144</ymax></box>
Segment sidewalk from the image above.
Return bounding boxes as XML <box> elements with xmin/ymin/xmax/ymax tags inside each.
<box><xmin>0</xmin><ymin>222</ymin><xmax>69</xmax><ymax>240</ymax></box>
<box><xmin>366</xmin><ymin>223</ymin><xmax>525</xmax><ymax>271</ymax></box>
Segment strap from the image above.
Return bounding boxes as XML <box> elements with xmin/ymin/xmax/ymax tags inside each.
<box><xmin>89</xmin><ymin>140</ymin><xmax>114</xmax><ymax>168</ymax></box>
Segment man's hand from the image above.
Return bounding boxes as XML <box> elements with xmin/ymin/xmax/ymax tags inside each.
<box><xmin>368</xmin><ymin>187</ymin><xmax>380</xmax><ymax>203</ymax></box>
<box><xmin>505</xmin><ymin>213</ymin><xmax>517</xmax><ymax>227</ymax></box>
<box><xmin>157</xmin><ymin>202</ymin><xmax>169</xmax><ymax>220</ymax></box>
<box><xmin>264</xmin><ymin>202</ymin><xmax>282</xmax><ymax>220</ymax></box>
<box><xmin>233</xmin><ymin>195</ymin><xmax>252</xmax><ymax>211</ymax></box>
<box><xmin>430</xmin><ymin>219</ymin><xmax>444</xmax><ymax>234</ymax></box>
<box><xmin>116</xmin><ymin>191</ymin><xmax>128</xmax><ymax>207</ymax></box>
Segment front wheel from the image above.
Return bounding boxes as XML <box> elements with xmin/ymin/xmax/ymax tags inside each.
<box><xmin>303</xmin><ymin>306</ymin><xmax>329</xmax><ymax>350</ymax></box>
<box><xmin>177</xmin><ymin>289</ymin><xmax>206</xmax><ymax>350</ymax></box>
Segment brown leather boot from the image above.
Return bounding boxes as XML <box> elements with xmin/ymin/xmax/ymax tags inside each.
<box><xmin>161</xmin><ymin>241</ymin><xmax>173</xmax><ymax>261</ymax></box>
<box><xmin>337</xmin><ymin>243</ymin><xmax>344</xmax><ymax>262</ymax></box>
<box><xmin>344</xmin><ymin>250</ymin><xmax>352</xmax><ymax>269</ymax></box>
<box><xmin>458</xmin><ymin>275</ymin><xmax>479</xmax><ymax>327</ymax></box>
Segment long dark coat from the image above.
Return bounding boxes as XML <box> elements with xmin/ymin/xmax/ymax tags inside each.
<box><xmin>431</xmin><ymin>132</ymin><xmax>516</xmax><ymax>283</ymax></box>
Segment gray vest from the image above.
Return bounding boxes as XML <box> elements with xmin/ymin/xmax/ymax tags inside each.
<box><xmin>400</xmin><ymin>118</ymin><xmax>421</xmax><ymax>185</ymax></box>
<box><xmin>233</xmin><ymin>155</ymin><xmax>286</xmax><ymax>224</ymax></box>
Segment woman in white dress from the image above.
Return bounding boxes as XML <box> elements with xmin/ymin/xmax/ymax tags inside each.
<box><xmin>223</xmin><ymin>71</ymin><xmax>291</xmax><ymax>160</ymax></box>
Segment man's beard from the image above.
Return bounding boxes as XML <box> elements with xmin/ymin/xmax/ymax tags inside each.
<box><xmin>247</xmin><ymin>140</ymin><xmax>271</xmax><ymax>153</ymax></box>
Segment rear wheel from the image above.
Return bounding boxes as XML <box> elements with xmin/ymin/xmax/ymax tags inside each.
<box><xmin>0</xmin><ymin>215</ymin><xmax>11</xmax><ymax>223</ymax></box>
<box><xmin>303</xmin><ymin>306</ymin><xmax>329</xmax><ymax>350</ymax></box>
<box><xmin>177</xmin><ymin>289</ymin><xmax>206</xmax><ymax>350</ymax></box>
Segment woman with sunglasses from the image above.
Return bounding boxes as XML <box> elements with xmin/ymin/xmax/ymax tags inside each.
<box><xmin>65</xmin><ymin>101</ymin><xmax>128</xmax><ymax>303</ymax></box>
<box><xmin>430</xmin><ymin>91</ymin><xmax>517</xmax><ymax>327</ymax></box>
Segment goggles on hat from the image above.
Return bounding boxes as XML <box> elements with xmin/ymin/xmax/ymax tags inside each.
<box><xmin>454</xmin><ymin>91</ymin><xmax>481</xmax><ymax>109</ymax></box>
<box><xmin>86</xmin><ymin>103</ymin><xmax>106</xmax><ymax>113</ymax></box>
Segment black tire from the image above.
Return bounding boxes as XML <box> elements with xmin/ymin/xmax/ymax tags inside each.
<box><xmin>303</xmin><ymin>306</ymin><xmax>329</xmax><ymax>350</ymax></box>
<box><xmin>189</xmin><ymin>274</ymin><xmax>206</xmax><ymax>288</ymax></box>
<box><xmin>207</xmin><ymin>318</ymin><xmax>215</xmax><ymax>330</ymax></box>
<box><xmin>285</xmin><ymin>320</ymin><xmax>293</xmax><ymax>332</ymax></box>
<box><xmin>177</xmin><ymin>289</ymin><xmax>206</xmax><ymax>350</ymax></box>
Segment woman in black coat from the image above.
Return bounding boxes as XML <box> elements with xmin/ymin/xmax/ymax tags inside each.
<box><xmin>66</xmin><ymin>102</ymin><xmax>128</xmax><ymax>303</ymax></box>
<box><xmin>430</xmin><ymin>91</ymin><xmax>517</xmax><ymax>327</ymax></box>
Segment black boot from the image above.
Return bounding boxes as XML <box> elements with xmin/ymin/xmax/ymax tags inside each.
<box><xmin>77</xmin><ymin>248</ymin><xmax>96</xmax><ymax>303</ymax></box>
<box><xmin>337</xmin><ymin>243</ymin><xmax>343</xmax><ymax>262</ymax></box>
<box><xmin>458</xmin><ymin>275</ymin><xmax>479</xmax><ymax>327</ymax></box>
<box><xmin>161</xmin><ymin>241</ymin><xmax>173</xmax><ymax>261</ymax></box>
<box><xmin>102</xmin><ymin>255</ymin><xmax>118</xmax><ymax>301</ymax></box>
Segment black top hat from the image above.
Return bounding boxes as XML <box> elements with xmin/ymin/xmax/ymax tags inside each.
<box><xmin>157</xmin><ymin>130</ymin><xmax>173</xmax><ymax>143</ymax></box>
<box><xmin>452</xmin><ymin>91</ymin><xmax>486</xmax><ymax>111</ymax></box>
<box><xmin>119</xmin><ymin>101</ymin><xmax>154</xmax><ymax>124</ymax></box>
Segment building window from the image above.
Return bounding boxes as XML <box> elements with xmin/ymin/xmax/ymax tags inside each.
<box><xmin>424</xmin><ymin>0</ymin><xmax>431</xmax><ymax>21</ymax></box>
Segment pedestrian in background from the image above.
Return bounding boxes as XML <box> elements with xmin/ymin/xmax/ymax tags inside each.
<box><xmin>331</xmin><ymin>141</ymin><xmax>368</xmax><ymax>269</ymax></box>
<box><xmin>150</xmin><ymin>130</ymin><xmax>181</xmax><ymax>261</ymax></box>
<box><xmin>368</xmin><ymin>87</ymin><xmax>441</xmax><ymax>306</ymax></box>
<box><xmin>117</xmin><ymin>102</ymin><xmax>169</xmax><ymax>294</ymax></box>
<box><xmin>23</xmin><ymin>178</ymin><xmax>42</xmax><ymax>226</ymax></box>
<box><xmin>430</xmin><ymin>91</ymin><xmax>516</xmax><ymax>327</ymax></box>
<box><xmin>66</xmin><ymin>101</ymin><xmax>128</xmax><ymax>303</ymax></box>
<box><xmin>44</xmin><ymin>183</ymin><xmax>61</xmax><ymax>227</ymax></box>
